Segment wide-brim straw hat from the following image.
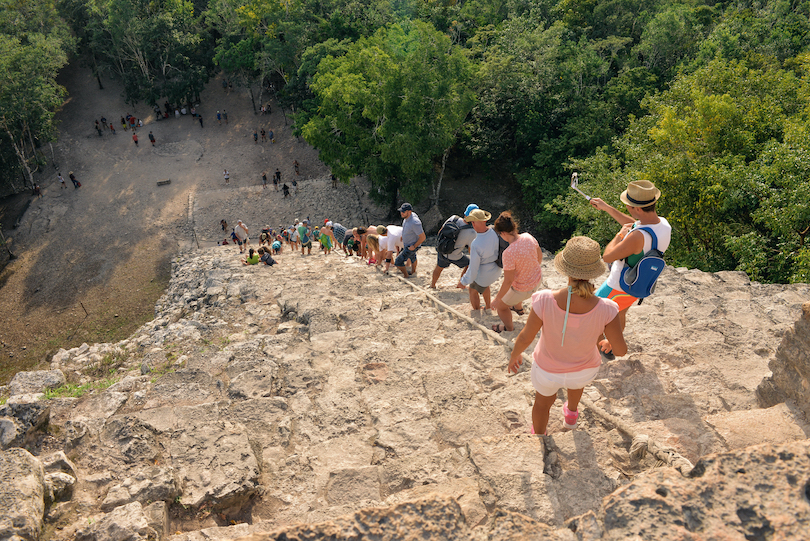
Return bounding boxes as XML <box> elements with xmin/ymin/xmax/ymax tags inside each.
<box><xmin>464</xmin><ymin>209</ymin><xmax>492</xmax><ymax>222</ymax></box>
<box><xmin>554</xmin><ymin>236</ymin><xmax>607</xmax><ymax>280</ymax></box>
<box><xmin>620</xmin><ymin>180</ymin><xmax>661</xmax><ymax>208</ymax></box>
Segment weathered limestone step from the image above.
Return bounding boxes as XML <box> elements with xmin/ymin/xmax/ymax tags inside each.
<box><xmin>7</xmin><ymin>242</ymin><xmax>808</xmax><ymax>540</ymax></box>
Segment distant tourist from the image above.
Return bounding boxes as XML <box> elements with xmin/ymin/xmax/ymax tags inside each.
<box><xmin>241</xmin><ymin>248</ymin><xmax>259</xmax><ymax>265</ymax></box>
<box><xmin>259</xmin><ymin>247</ymin><xmax>276</xmax><ymax>266</ymax></box>
<box><xmin>491</xmin><ymin>211</ymin><xmax>543</xmax><ymax>333</ymax></box>
<box><xmin>234</xmin><ymin>220</ymin><xmax>249</xmax><ymax>253</ymax></box>
<box><xmin>394</xmin><ymin>203</ymin><xmax>425</xmax><ymax>278</ymax></box>
<box><xmin>430</xmin><ymin>207</ymin><xmax>477</xmax><ymax>289</ymax></box>
<box><xmin>458</xmin><ymin>209</ymin><xmax>500</xmax><ymax>311</ymax></box>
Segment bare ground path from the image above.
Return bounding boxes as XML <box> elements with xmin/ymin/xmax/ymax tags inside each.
<box><xmin>0</xmin><ymin>64</ymin><xmax>333</xmax><ymax>382</ymax></box>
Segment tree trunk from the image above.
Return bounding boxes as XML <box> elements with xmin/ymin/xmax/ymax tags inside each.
<box><xmin>248</xmin><ymin>84</ymin><xmax>257</xmax><ymax>114</ymax></box>
<box><xmin>24</xmin><ymin>124</ymin><xmax>41</xmax><ymax>174</ymax></box>
<box><xmin>92</xmin><ymin>52</ymin><xmax>103</xmax><ymax>89</ymax></box>
<box><xmin>0</xmin><ymin>229</ymin><xmax>16</xmax><ymax>260</ymax></box>
<box><xmin>6</xmin><ymin>126</ymin><xmax>35</xmax><ymax>188</ymax></box>
<box><xmin>431</xmin><ymin>146</ymin><xmax>450</xmax><ymax>206</ymax></box>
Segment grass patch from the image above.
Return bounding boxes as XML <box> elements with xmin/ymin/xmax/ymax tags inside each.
<box><xmin>84</xmin><ymin>351</ymin><xmax>129</xmax><ymax>378</ymax></box>
<box><xmin>42</xmin><ymin>377</ymin><xmax>118</xmax><ymax>400</ymax></box>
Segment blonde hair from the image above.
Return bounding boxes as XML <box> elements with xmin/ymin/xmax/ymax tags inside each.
<box><xmin>571</xmin><ymin>279</ymin><xmax>595</xmax><ymax>299</ymax></box>
<box><xmin>366</xmin><ymin>234</ymin><xmax>380</xmax><ymax>251</ymax></box>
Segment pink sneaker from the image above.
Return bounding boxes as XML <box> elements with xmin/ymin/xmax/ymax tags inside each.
<box><xmin>562</xmin><ymin>402</ymin><xmax>579</xmax><ymax>429</ymax></box>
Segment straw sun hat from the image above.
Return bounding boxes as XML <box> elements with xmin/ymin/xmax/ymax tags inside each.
<box><xmin>464</xmin><ymin>209</ymin><xmax>492</xmax><ymax>222</ymax></box>
<box><xmin>554</xmin><ymin>236</ymin><xmax>607</xmax><ymax>280</ymax></box>
<box><xmin>620</xmin><ymin>180</ymin><xmax>661</xmax><ymax>208</ymax></box>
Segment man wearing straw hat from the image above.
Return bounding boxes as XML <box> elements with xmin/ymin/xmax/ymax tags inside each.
<box><xmin>589</xmin><ymin>180</ymin><xmax>671</xmax><ymax>353</ymax></box>
<box><xmin>458</xmin><ymin>208</ymin><xmax>501</xmax><ymax>311</ymax></box>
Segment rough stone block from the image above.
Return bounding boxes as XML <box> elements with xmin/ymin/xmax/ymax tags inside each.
<box><xmin>233</xmin><ymin>495</ymin><xmax>469</xmax><ymax>540</ymax></box>
<box><xmin>75</xmin><ymin>501</ymin><xmax>156</xmax><ymax>541</ymax></box>
<box><xmin>0</xmin><ymin>402</ymin><xmax>50</xmax><ymax>450</ymax></box>
<box><xmin>385</xmin><ymin>476</ymin><xmax>487</xmax><ymax>528</ymax></box>
<box><xmin>0</xmin><ymin>448</ymin><xmax>46</xmax><ymax>541</ymax></box>
<box><xmin>600</xmin><ymin>440</ymin><xmax>810</xmax><ymax>540</ymax></box>
<box><xmin>704</xmin><ymin>403</ymin><xmax>808</xmax><ymax>451</ymax></box>
<box><xmin>8</xmin><ymin>370</ymin><xmax>66</xmax><ymax>396</ymax></box>
<box><xmin>324</xmin><ymin>466</ymin><xmax>383</xmax><ymax>505</ymax></box>
<box><xmin>170</xmin><ymin>420</ymin><xmax>260</xmax><ymax>509</ymax></box>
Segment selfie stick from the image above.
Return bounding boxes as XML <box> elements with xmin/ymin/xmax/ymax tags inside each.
<box><xmin>570</xmin><ymin>172</ymin><xmax>591</xmax><ymax>200</ymax></box>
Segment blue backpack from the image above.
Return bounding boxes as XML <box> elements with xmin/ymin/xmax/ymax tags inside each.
<box><xmin>619</xmin><ymin>227</ymin><xmax>666</xmax><ymax>299</ymax></box>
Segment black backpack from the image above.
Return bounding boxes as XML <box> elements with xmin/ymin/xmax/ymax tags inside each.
<box><xmin>437</xmin><ymin>216</ymin><xmax>472</xmax><ymax>255</ymax></box>
<box><xmin>495</xmin><ymin>235</ymin><xmax>510</xmax><ymax>268</ymax></box>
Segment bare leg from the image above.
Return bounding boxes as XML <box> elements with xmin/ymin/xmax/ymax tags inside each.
<box><xmin>618</xmin><ymin>307</ymin><xmax>628</xmax><ymax>330</ymax></box>
<box><xmin>532</xmin><ymin>393</ymin><xmax>557</xmax><ymax>435</ymax></box>
<box><xmin>566</xmin><ymin>388</ymin><xmax>585</xmax><ymax>413</ymax></box>
<box><xmin>411</xmin><ymin>257</ymin><xmax>418</xmax><ymax>276</ymax></box>
<box><xmin>396</xmin><ymin>265</ymin><xmax>409</xmax><ymax>277</ymax></box>
<box><xmin>469</xmin><ymin>288</ymin><xmax>480</xmax><ymax>310</ymax></box>
<box><xmin>483</xmin><ymin>287</ymin><xmax>492</xmax><ymax>310</ymax></box>
<box><xmin>430</xmin><ymin>266</ymin><xmax>443</xmax><ymax>288</ymax></box>
<box><xmin>496</xmin><ymin>305</ymin><xmax>513</xmax><ymax>331</ymax></box>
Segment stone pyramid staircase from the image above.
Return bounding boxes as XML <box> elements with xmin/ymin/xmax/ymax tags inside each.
<box><xmin>5</xmin><ymin>241</ymin><xmax>810</xmax><ymax>540</ymax></box>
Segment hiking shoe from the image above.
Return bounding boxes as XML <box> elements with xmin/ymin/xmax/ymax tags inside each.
<box><xmin>529</xmin><ymin>424</ymin><xmax>548</xmax><ymax>436</ymax></box>
<box><xmin>562</xmin><ymin>401</ymin><xmax>579</xmax><ymax>430</ymax></box>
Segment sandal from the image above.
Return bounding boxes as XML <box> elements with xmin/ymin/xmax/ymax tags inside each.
<box><xmin>492</xmin><ymin>324</ymin><xmax>504</xmax><ymax>333</ymax></box>
<box><xmin>511</xmin><ymin>305</ymin><xmax>525</xmax><ymax>316</ymax></box>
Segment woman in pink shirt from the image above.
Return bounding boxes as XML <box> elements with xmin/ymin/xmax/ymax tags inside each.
<box><xmin>491</xmin><ymin>211</ymin><xmax>543</xmax><ymax>332</ymax></box>
<box><xmin>508</xmin><ymin>236</ymin><xmax>627</xmax><ymax>435</ymax></box>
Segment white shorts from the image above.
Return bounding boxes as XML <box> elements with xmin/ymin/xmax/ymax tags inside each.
<box><xmin>531</xmin><ymin>363</ymin><xmax>600</xmax><ymax>397</ymax></box>
<box><xmin>501</xmin><ymin>287</ymin><xmax>536</xmax><ymax>307</ymax></box>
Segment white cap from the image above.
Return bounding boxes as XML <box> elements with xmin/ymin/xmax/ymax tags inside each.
<box><xmin>326</xmin><ymin>221</ymin><xmax>333</xmax><ymax>227</ymax></box>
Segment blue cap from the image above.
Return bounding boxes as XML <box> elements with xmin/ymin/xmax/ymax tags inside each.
<box><xmin>464</xmin><ymin>204</ymin><xmax>479</xmax><ymax>217</ymax></box>
<box><xmin>398</xmin><ymin>202</ymin><xmax>413</xmax><ymax>212</ymax></box>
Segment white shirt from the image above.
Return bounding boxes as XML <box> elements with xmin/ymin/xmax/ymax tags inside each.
<box><xmin>385</xmin><ymin>225</ymin><xmax>404</xmax><ymax>251</ymax></box>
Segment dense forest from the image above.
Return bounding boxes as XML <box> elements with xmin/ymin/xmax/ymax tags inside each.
<box><xmin>2</xmin><ymin>0</ymin><xmax>810</xmax><ymax>283</ymax></box>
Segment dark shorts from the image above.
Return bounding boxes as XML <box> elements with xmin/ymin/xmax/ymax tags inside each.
<box><xmin>302</xmin><ymin>241</ymin><xmax>312</xmax><ymax>248</ymax></box>
<box><xmin>395</xmin><ymin>248</ymin><xmax>417</xmax><ymax>267</ymax></box>
<box><xmin>470</xmin><ymin>281</ymin><xmax>488</xmax><ymax>294</ymax></box>
<box><xmin>437</xmin><ymin>252</ymin><xmax>469</xmax><ymax>269</ymax></box>
<box><xmin>235</xmin><ymin>238</ymin><xmax>244</xmax><ymax>246</ymax></box>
